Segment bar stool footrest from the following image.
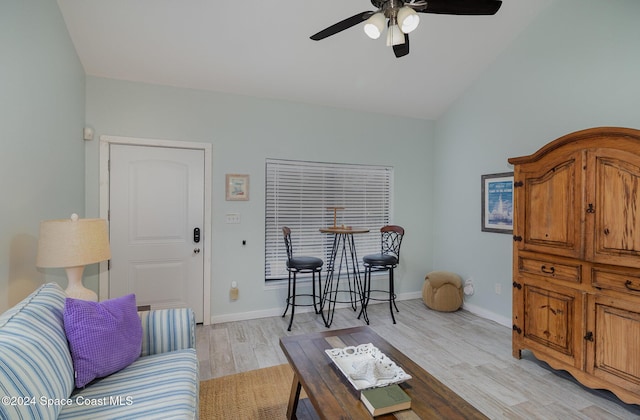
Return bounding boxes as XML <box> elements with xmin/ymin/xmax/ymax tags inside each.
<box><xmin>285</xmin><ymin>294</ymin><xmax>320</xmax><ymax>307</ymax></box>
<box><xmin>362</xmin><ymin>289</ymin><xmax>397</xmax><ymax>303</ymax></box>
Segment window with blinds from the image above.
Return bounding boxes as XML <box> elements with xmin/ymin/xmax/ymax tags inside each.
<box><xmin>265</xmin><ymin>159</ymin><xmax>393</xmax><ymax>281</ymax></box>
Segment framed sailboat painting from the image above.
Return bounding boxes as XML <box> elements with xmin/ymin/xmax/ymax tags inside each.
<box><xmin>481</xmin><ymin>172</ymin><xmax>514</xmax><ymax>234</ymax></box>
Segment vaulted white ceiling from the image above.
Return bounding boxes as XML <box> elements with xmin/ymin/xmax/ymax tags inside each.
<box><xmin>57</xmin><ymin>0</ymin><xmax>554</xmax><ymax>120</ymax></box>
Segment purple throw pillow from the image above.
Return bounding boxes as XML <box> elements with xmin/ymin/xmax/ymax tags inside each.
<box><xmin>63</xmin><ymin>294</ymin><xmax>142</xmax><ymax>388</ymax></box>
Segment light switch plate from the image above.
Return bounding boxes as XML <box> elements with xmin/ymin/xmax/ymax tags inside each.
<box><xmin>225</xmin><ymin>213</ymin><xmax>240</xmax><ymax>224</ymax></box>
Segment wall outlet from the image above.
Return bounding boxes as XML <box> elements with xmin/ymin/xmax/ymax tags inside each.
<box><xmin>230</xmin><ymin>281</ymin><xmax>239</xmax><ymax>300</ymax></box>
<box><xmin>495</xmin><ymin>283</ymin><xmax>502</xmax><ymax>295</ymax></box>
<box><xmin>464</xmin><ymin>278</ymin><xmax>475</xmax><ymax>296</ymax></box>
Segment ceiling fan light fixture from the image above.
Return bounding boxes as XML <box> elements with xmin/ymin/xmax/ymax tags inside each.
<box><xmin>363</xmin><ymin>12</ymin><xmax>385</xmax><ymax>39</ymax></box>
<box><xmin>386</xmin><ymin>23</ymin><xmax>404</xmax><ymax>47</ymax></box>
<box><xmin>309</xmin><ymin>0</ymin><xmax>503</xmax><ymax>58</ymax></box>
<box><xmin>397</xmin><ymin>6</ymin><xmax>419</xmax><ymax>34</ymax></box>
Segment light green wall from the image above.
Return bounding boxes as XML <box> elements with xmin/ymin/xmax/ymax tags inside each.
<box><xmin>84</xmin><ymin>77</ymin><xmax>434</xmax><ymax>320</ymax></box>
<box><xmin>0</xmin><ymin>1</ymin><xmax>86</xmax><ymax>312</ymax></box>
<box><xmin>433</xmin><ymin>0</ymin><xmax>640</xmax><ymax>323</ymax></box>
<box><xmin>6</xmin><ymin>0</ymin><xmax>637</xmax><ymax>324</ymax></box>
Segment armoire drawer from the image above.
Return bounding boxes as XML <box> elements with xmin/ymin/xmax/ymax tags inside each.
<box><xmin>518</xmin><ymin>256</ymin><xmax>581</xmax><ymax>283</ymax></box>
<box><xmin>592</xmin><ymin>268</ymin><xmax>640</xmax><ymax>296</ymax></box>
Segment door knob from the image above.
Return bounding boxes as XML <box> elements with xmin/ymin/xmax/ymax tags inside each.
<box><xmin>194</xmin><ymin>248</ymin><xmax>200</xmax><ymax>254</ymax></box>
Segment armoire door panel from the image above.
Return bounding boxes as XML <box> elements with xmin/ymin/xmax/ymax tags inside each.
<box><xmin>520</xmin><ymin>279</ymin><xmax>584</xmax><ymax>368</ymax></box>
<box><xmin>589</xmin><ymin>296</ymin><xmax>640</xmax><ymax>394</ymax></box>
<box><xmin>517</xmin><ymin>152</ymin><xmax>585</xmax><ymax>259</ymax></box>
<box><xmin>590</xmin><ymin>150</ymin><xmax>640</xmax><ymax>268</ymax></box>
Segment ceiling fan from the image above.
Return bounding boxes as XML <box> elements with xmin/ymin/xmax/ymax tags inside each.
<box><xmin>310</xmin><ymin>0</ymin><xmax>502</xmax><ymax>58</ymax></box>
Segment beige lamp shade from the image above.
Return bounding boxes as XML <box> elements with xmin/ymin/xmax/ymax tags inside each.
<box><xmin>37</xmin><ymin>214</ymin><xmax>111</xmax><ymax>268</ymax></box>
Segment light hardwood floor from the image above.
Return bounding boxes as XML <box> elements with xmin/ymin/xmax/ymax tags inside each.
<box><xmin>196</xmin><ymin>300</ymin><xmax>640</xmax><ymax>419</ymax></box>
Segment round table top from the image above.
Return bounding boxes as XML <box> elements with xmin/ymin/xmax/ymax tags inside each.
<box><xmin>319</xmin><ymin>227</ymin><xmax>370</xmax><ymax>234</ymax></box>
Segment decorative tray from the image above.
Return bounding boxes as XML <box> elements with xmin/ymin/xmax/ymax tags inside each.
<box><xmin>325</xmin><ymin>343</ymin><xmax>411</xmax><ymax>390</ymax></box>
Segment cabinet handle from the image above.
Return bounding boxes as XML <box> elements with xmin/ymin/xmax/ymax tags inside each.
<box><xmin>586</xmin><ymin>203</ymin><xmax>595</xmax><ymax>213</ymax></box>
<box><xmin>625</xmin><ymin>280</ymin><xmax>640</xmax><ymax>292</ymax></box>
<box><xmin>540</xmin><ymin>265</ymin><xmax>555</xmax><ymax>275</ymax></box>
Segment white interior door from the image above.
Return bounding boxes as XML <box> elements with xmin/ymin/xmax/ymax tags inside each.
<box><xmin>109</xmin><ymin>144</ymin><xmax>205</xmax><ymax>322</ymax></box>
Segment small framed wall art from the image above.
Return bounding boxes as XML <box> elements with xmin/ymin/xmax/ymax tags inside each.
<box><xmin>481</xmin><ymin>172</ymin><xmax>514</xmax><ymax>234</ymax></box>
<box><xmin>226</xmin><ymin>174</ymin><xmax>249</xmax><ymax>201</ymax></box>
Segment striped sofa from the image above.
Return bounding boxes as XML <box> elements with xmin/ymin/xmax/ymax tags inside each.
<box><xmin>0</xmin><ymin>283</ymin><xmax>199</xmax><ymax>419</ymax></box>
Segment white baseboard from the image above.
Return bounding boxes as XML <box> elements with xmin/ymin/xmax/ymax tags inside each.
<box><xmin>397</xmin><ymin>291</ymin><xmax>423</xmax><ymax>300</ymax></box>
<box><xmin>210</xmin><ymin>290</ymin><xmax>422</xmax><ymax>324</ymax></box>
<box><xmin>211</xmin><ymin>307</ymin><xmax>284</xmax><ymax>324</ymax></box>
<box><xmin>461</xmin><ymin>302</ymin><xmax>511</xmax><ymax>328</ymax></box>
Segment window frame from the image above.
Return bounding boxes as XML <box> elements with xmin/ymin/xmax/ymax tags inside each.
<box><xmin>264</xmin><ymin>158</ymin><xmax>394</xmax><ymax>282</ymax></box>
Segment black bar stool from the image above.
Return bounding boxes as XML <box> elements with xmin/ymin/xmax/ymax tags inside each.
<box><xmin>359</xmin><ymin>225</ymin><xmax>404</xmax><ymax>324</ymax></box>
<box><xmin>282</xmin><ymin>226</ymin><xmax>324</xmax><ymax>331</ymax></box>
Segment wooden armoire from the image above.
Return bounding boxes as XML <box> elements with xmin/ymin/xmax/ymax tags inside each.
<box><xmin>509</xmin><ymin>126</ymin><xmax>640</xmax><ymax>405</ymax></box>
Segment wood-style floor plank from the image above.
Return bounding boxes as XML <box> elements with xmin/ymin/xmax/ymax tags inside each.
<box><xmin>196</xmin><ymin>299</ymin><xmax>640</xmax><ymax>419</ymax></box>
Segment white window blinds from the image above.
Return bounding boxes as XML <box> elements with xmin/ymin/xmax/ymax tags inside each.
<box><xmin>265</xmin><ymin>159</ymin><xmax>393</xmax><ymax>281</ymax></box>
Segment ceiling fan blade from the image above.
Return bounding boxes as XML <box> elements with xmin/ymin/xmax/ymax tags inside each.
<box><xmin>393</xmin><ymin>34</ymin><xmax>410</xmax><ymax>58</ymax></box>
<box><xmin>310</xmin><ymin>11</ymin><xmax>375</xmax><ymax>41</ymax></box>
<box><xmin>417</xmin><ymin>0</ymin><xmax>502</xmax><ymax>15</ymax></box>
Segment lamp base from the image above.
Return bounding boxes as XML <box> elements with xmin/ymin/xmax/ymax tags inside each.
<box><xmin>65</xmin><ymin>266</ymin><xmax>98</xmax><ymax>301</ymax></box>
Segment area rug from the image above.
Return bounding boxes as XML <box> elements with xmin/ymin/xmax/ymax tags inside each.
<box><xmin>199</xmin><ymin>364</ymin><xmax>307</xmax><ymax>420</ymax></box>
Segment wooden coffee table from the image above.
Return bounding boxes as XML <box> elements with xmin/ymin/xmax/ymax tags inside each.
<box><xmin>279</xmin><ymin>326</ymin><xmax>488</xmax><ymax>419</ymax></box>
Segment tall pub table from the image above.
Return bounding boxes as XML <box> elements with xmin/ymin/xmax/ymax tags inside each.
<box><xmin>319</xmin><ymin>227</ymin><xmax>370</xmax><ymax>327</ymax></box>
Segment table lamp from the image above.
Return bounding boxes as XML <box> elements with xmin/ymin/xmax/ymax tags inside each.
<box><xmin>36</xmin><ymin>213</ymin><xmax>111</xmax><ymax>301</ymax></box>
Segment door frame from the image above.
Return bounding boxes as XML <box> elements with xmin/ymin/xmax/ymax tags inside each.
<box><xmin>99</xmin><ymin>135</ymin><xmax>212</xmax><ymax>325</ymax></box>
